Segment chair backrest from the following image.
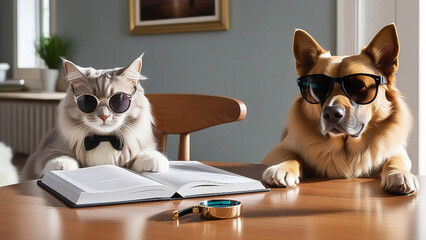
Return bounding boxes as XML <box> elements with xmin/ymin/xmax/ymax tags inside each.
<box><xmin>146</xmin><ymin>94</ymin><xmax>247</xmax><ymax>161</ymax></box>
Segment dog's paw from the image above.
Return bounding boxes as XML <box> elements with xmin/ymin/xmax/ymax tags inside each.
<box><xmin>42</xmin><ymin>156</ymin><xmax>80</xmax><ymax>175</ymax></box>
<box><xmin>262</xmin><ymin>163</ymin><xmax>300</xmax><ymax>187</ymax></box>
<box><xmin>132</xmin><ymin>150</ymin><xmax>169</xmax><ymax>173</ymax></box>
<box><xmin>381</xmin><ymin>170</ymin><xmax>419</xmax><ymax>195</ymax></box>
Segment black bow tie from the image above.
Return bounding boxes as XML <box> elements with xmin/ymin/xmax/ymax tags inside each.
<box><xmin>84</xmin><ymin>135</ymin><xmax>123</xmax><ymax>151</ymax></box>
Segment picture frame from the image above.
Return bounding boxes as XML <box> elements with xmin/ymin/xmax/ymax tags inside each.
<box><xmin>129</xmin><ymin>0</ymin><xmax>229</xmax><ymax>35</ymax></box>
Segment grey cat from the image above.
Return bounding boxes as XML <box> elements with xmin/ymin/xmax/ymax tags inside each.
<box><xmin>20</xmin><ymin>56</ymin><xmax>169</xmax><ymax>181</ymax></box>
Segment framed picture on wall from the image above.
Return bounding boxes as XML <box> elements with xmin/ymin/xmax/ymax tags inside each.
<box><xmin>129</xmin><ymin>0</ymin><xmax>229</xmax><ymax>34</ymax></box>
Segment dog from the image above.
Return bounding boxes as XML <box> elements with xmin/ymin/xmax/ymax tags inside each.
<box><xmin>262</xmin><ymin>24</ymin><xmax>419</xmax><ymax>195</ymax></box>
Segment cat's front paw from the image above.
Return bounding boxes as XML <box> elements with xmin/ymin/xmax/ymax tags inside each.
<box><xmin>381</xmin><ymin>170</ymin><xmax>419</xmax><ymax>195</ymax></box>
<box><xmin>132</xmin><ymin>150</ymin><xmax>169</xmax><ymax>173</ymax></box>
<box><xmin>42</xmin><ymin>156</ymin><xmax>80</xmax><ymax>176</ymax></box>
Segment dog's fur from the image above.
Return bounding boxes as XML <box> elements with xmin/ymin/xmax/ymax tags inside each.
<box><xmin>262</xmin><ymin>24</ymin><xmax>419</xmax><ymax>195</ymax></box>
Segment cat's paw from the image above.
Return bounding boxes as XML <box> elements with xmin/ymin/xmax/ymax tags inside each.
<box><xmin>132</xmin><ymin>150</ymin><xmax>169</xmax><ymax>173</ymax></box>
<box><xmin>381</xmin><ymin>170</ymin><xmax>419</xmax><ymax>195</ymax></box>
<box><xmin>262</xmin><ymin>162</ymin><xmax>300</xmax><ymax>187</ymax></box>
<box><xmin>42</xmin><ymin>156</ymin><xmax>80</xmax><ymax>175</ymax></box>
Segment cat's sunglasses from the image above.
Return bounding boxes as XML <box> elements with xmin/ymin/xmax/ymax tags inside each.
<box><xmin>72</xmin><ymin>87</ymin><xmax>136</xmax><ymax>114</ymax></box>
<box><xmin>297</xmin><ymin>73</ymin><xmax>388</xmax><ymax>105</ymax></box>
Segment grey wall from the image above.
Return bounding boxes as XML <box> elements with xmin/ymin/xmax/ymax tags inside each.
<box><xmin>0</xmin><ymin>0</ymin><xmax>14</xmax><ymax>78</ymax></box>
<box><xmin>1</xmin><ymin>0</ymin><xmax>336</xmax><ymax>163</ymax></box>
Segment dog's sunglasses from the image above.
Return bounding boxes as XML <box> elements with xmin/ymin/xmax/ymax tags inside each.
<box><xmin>297</xmin><ymin>73</ymin><xmax>388</xmax><ymax>105</ymax></box>
<box><xmin>72</xmin><ymin>87</ymin><xmax>136</xmax><ymax>114</ymax></box>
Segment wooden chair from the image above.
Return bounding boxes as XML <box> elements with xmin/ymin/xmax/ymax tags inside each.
<box><xmin>146</xmin><ymin>94</ymin><xmax>247</xmax><ymax>161</ymax></box>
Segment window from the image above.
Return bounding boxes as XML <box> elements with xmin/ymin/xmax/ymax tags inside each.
<box><xmin>14</xmin><ymin>0</ymin><xmax>54</xmax><ymax>80</ymax></box>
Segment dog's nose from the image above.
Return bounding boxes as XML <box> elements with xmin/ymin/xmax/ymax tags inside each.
<box><xmin>323</xmin><ymin>106</ymin><xmax>345</xmax><ymax>123</ymax></box>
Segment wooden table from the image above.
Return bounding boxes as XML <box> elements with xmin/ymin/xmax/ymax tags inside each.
<box><xmin>0</xmin><ymin>162</ymin><xmax>424</xmax><ymax>240</ymax></box>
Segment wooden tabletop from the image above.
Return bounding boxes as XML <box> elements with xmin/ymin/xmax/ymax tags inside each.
<box><xmin>0</xmin><ymin>162</ymin><xmax>424</xmax><ymax>240</ymax></box>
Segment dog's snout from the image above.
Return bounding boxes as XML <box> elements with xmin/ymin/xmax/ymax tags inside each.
<box><xmin>323</xmin><ymin>106</ymin><xmax>345</xmax><ymax>123</ymax></box>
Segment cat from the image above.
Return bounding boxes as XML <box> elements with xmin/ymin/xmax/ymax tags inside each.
<box><xmin>0</xmin><ymin>142</ymin><xmax>18</xmax><ymax>186</ymax></box>
<box><xmin>20</xmin><ymin>56</ymin><xmax>169</xmax><ymax>181</ymax></box>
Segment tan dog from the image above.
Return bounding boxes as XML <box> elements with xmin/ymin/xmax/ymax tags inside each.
<box><xmin>262</xmin><ymin>24</ymin><xmax>418</xmax><ymax>195</ymax></box>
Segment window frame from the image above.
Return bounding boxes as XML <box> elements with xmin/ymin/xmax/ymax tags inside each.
<box><xmin>13</xmin><ymin>0</ymin><xmax>56</xmax><ymax>82</ymax></box>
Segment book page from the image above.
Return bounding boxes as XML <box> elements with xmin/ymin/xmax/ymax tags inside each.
<box><xmin>41</xmin><ymin>162</ymin><xmax>267</xmax><ymax>206</ymax></box>
<box><xmin>141</xmin><ymin>161</ymin><xmax>261</xmax><ymax>192</ymax></box>
<box><xmin>50</xmin><ymin>165</ymin><xmax>165</xmax><ymax>194</ymax></box>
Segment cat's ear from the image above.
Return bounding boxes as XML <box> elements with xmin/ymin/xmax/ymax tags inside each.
<box><xmin>118</xmin><ymin>55</ymin><xmax>143</xmax><ymax>86</ymax></box>
<box><xmin>62</xmin><ymin>58</ymin><xmax>86</xmax><ymax>82</ymax></box>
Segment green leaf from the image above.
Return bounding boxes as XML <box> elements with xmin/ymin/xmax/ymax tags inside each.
<box><xmin>35</xmin><ymin>35</ymin><xmax>70</xmax><ymax>69</ymax></box>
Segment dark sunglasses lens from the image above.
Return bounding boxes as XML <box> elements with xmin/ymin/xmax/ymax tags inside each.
<box><xmin>76</xmin><ymin>95</ymin><xmax>98</xmax><ymax>113</ymax></box>
<box><xmin>299</xmin><ymin>76</ymin><xmax>332</xmax><ymax>104</ymax></box>
<box><xmin>109</xmin><ymin>93</ymin><xmax>131</xmax><ymax>113</ymax></box>
<box><xmin>343</xmin><ymin>75</ymin><xmax>377</xmax><ymax>104</ymax></box>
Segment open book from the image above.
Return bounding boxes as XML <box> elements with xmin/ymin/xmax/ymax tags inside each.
<box><xmin>38</xmin><ymin>161</ymin><xmax>269</xmax><ymax>207</ymax></box>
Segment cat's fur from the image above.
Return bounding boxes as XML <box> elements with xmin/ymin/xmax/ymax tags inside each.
<box><xmin>20</xmin><ymin>56</ymin><xmax>169</xmax><ymax>181</ymax></box>
<box><xmin>0</xmin><ymin>142</ymin><xmax>18</xmax><ymax>186</ymax></box>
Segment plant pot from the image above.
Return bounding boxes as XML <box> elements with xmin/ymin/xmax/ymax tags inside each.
<box><xmin>40</xmin><ymin>69</ymin><xmax>59</xmax><ymax>92</ymax></box>
<box><xmin>0</xmin><ymin>63</ymin><xmax>10</xmax><ymax>82</ymax></box>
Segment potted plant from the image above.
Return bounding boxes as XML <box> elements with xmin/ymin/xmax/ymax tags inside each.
<box><xmin>35</xmin><ymin>35</ymin><xmax>69</xmax><ymax>91</ymax></box>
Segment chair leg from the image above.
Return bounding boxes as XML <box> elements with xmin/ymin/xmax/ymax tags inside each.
<box><xmin>156</xmin><ymin>133</ymin><xmax>167</xmax><ymax>153</ymax></box>
<box><xmin>178</xmin><ymin>133</ymin><xmax>190</xmax><ymax>161</ymax></box>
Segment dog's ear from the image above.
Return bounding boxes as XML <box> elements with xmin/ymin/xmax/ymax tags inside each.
<box><xmin>293</xmin><ymin>29</ymin><xmax>327</xmax><ymax>76</ymax></box>
<box><xmin>362</xmin><ymin>24</ymin><xmax>399</xmax><ymax>76</ymax></box>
